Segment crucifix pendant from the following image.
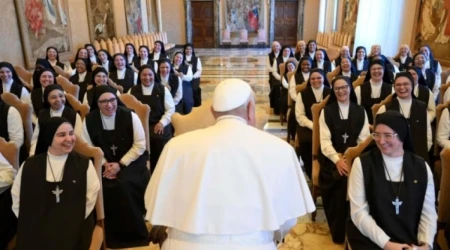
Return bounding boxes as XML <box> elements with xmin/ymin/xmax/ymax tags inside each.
<box><xmin>392</xmin><ymin>197</ymin><xmax>402</xmax><ymax>215</ymax></box>
<box><xmin>52</xmin><ymin>185</ymin><xmax>63</xmax><ymax>203</ymax></box>
<box><xmin>342</xmin><ymin>133</ymin><xmax>349</xmax><ymax>144</ymax></box>
<box><xmin>110</xmin><ymin>144</ymin><xmax>118</xmax><ymax>156</ymax></box>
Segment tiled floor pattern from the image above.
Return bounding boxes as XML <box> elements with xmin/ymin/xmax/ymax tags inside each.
<box><xmin>111</xmin><ymin>48</ymin><xmax>343</xmax><ymax>249</ymax></box>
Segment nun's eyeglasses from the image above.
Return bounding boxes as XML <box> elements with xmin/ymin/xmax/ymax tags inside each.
<box><xmin>98</xmin><ymin>98</ymin><xmax>117</xmax><ymax>105</ymax></box>
<box><xmin>371</xmin><ymin>132</ymin><xmax>398</xmax><ymax>141</ymax></box>
<box><xmin>333</xmin><ymin>85</ymin><xmax>349</xmax><ymax>92</ymax></box>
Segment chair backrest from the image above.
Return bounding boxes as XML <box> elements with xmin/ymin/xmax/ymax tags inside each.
<box><xmin>311</xmin><ymin>96</ymin><xmax>330</xmax><ymax>187</ymax></box>
<box><xmin>371</xmin><ymin>94</ymin><xmax>393</xmax><ymax>124</ymax></box>
<box><xmin>0</xmin><ymin>137</ymin><xmax>19</xmax><ymax>170</ymax></box>
<box><xmin>352</xmin><ymin>76</ymin><xmax>365</xmax><ymax>89</ymax></box>
<box><xmin>440</xmin><ymin>81</ymin><xmax>450</xmax><ymax>104</ymax></box>
<box><xmin>344</xmin><ymin>136</ymin><xmax>373</xmax><ymax>172</ymax></box>
<box><xmin>171</xmin><ymin>99</ymin><xmax>216</xmax><ymax>136</ymax></box>
<box><xmin>441</xmin><ymin>69</ymin><xmax>450</xmax><ymax>91</ymax></box>
<box><xmin>435</xmin><ymin>101</ymin><xmax>450</xmax><ymax>155</ymax></box>
<box><xmin>100</xmin><ymin>39</ymin><xmax>108</xmax><ymax>51</ymax></box>
<box><xmin>56</xmin><ymin>76</ymin><xmax>79</xmax><ymax>100</ymax></box>
<box><xmin>1</xmin><ymin>93</ymin><xmax>33</xmax><ymax>152</ymax></box>
<box><xmin>13</xmin><ymin>65</ymin><xmax>33</xmax><ymax>91</ymax></box>
<box><xmin>65</xmin><ymin>93</ymin><xmax>90</xmax><ymax>120</ymax></box>
<box><xmin>439</xmin><ymin>148</ymin><xmax>450</xmax><ymax>224</ymax></box>
<box><xmin>326</xmin><ymin>48</ymin><xmax>339</xmax><ymax>63</ymax></box>
<box><xmin>326</xmin><ymin>65</ymin><xmax>341</xmax><ymax>83</ymax></box>
<box><xmin>172</xmin><ymin>99</ymin><xmax>269</xmax><ymax>136</ymax></box>
<box><xmin>72</xmin><ymin>136</ymin><xmax>106</xmax><ymax>249</ymax></box>
<box><xmin>107</xmin><ymin>78</ymin><xmax>124</xmax><ymax>94</ymax></box>
<box><xmin>119</xmin><ymin>94</ymin><xmax>150</xmax><ymax>153</ymax></box>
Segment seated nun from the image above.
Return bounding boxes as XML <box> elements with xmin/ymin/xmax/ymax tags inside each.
<box><xmin>11</xmin><ymin>117</ymin><xmax>100</xmax><ymax>250</ymax></box>
<box><xmin>30</xmin><ymin>84</ymin><xmax>83</xmax><ymax>156</ymax></box>
<box><xmin>377</xmin><ymin>72</ymin><xmax>432</xmax><ymax>164</ymax></box>
<box><xmin>145</xmin><ymin>79</ymin><xmax>316</xmax><ymax>250</ymax></box>
<box><xmin>157</xmin><ymin>58</ymin><xmax>183</xmax><ymax>112</ymax></box>
<box><xmin>0</xmin><ymin>62</ymin><xmax>30</xmax><ymax>103</ymax></box>
<box><xmin>82</xmin><ymin>85</ymin><xmax>149</xmax><ymax>248</ymax></box>
<box><xmin>355</xmin><ymin>59</ymin><xmax>393</xmax><ymax>125</ymax></box>
<box><xmin>82</xmin><ymin>67</ymin><xmax>121</xmax><ymax>107</ymax></box>
<box><xmin>347</xmin><ymin>110</ymin><xmax>436</xmax><ymax>250</ymax></box>
<box><xmin>0</xmin><ymin>97</ymin><xmax>23</xmax><ymax>148</ymax></box>
<box><xmin>129</xmin><ymin>65</ymin><xmax>175</xmax><ymax>173</ymax></box>
<box><xmin>0</xmin><ymin>152</ymin><xmax>17</xmax><ymax>250</ymax></box>
<box><xmin>319</xmin><ymin>75</ymin><xmax>370</xmax><ymax>244</ymax></box>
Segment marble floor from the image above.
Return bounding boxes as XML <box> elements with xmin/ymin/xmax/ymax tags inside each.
<box><xmin>112</xmin><ymin>48</ymin><xmax>343</xmax><ymax>250</ymax></box>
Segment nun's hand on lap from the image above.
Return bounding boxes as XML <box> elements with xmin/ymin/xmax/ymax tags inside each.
<box><xmin>103</xmin><ymin>163</ymin><xmax>120</xmax><ymax>179</ymax></box>
<box><xmin>335</xmin><ymin>159</ymin><xmax>349</xmax><ymax>176</ymax></box>
<box><xmin>383</xmin><ymin>241</ymin><xmax>413</xmax><ymax>250</ymax></box>
<box><xmin>154</xmin><ymin>122</ymin><xmax>164</xmax><ymax>135</ymax></box>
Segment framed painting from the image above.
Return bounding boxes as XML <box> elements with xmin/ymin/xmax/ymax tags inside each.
<box><xmin>413</xmin><ymin>0</ymin><xmax>450</xmax><ymax>66</ymax></box>
<box><xmin>14</xmin><ymin>0</ymin><xmax>73</xmax><ymax>69</ymax></box>
<box><xmin>86</xmin><ymin>0</ymin><xmax>116</xmax><ymax>41</ymax></box>
<box><xmin>124</xmin><ymin>0</ymin><xmax>144</xmax><ymax>34</ymax></box>
<box><xmin>225</xmin><ymin>0</ymin><xmax>263</xmax><ymax>32</ymax></box>
<box><xmin>341</xmin><ymin>0</ymin><xmax>358</xmax><ymax>37</ymax></box>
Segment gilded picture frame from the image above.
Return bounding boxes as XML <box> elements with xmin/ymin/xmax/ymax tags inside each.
<box><xmin>86</xmin><ymin>0</ymin><xmax>116</xmax><ymax>41</ymax></box>
<box><xmin>14</xmin><ymin>0</ymin><xmax>73</xmax><ymax>69</ymax></box>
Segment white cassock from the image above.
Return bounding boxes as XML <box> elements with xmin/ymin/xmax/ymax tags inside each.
<box><xmin>0</xmin><ymin>153</ymin><xmax>15</xmax><ymax>195</ymax></box>
<box><xmin>145</xmin><ymin>116</ymin><xmax>316</xmax><ymax>250</ymax></box>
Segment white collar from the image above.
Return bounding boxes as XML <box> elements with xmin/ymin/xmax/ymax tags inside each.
<box><xmin>369</xmin><ymin>79</ymin><xmax>383</xmax><ymax>86</ymax></box>
<box><xmin>215</xmin><ymin>115</ymin><xmax>248</xmax><ymax>125</ymax></box>
<box><xmin>3</xmin><ymin>79</ymin><xmax>13</xmax><ymax>85</ymax></box>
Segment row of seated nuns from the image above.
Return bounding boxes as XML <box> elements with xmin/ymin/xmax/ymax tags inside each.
<box><xmin>268</xmin><ymin>39</ymin><xmax>450</xmax><ymax>248</ymax></box>
<box><xmin>0</xmin><ymin>41</ymin><xmax>203</xmax><ymax>249</ymax></box>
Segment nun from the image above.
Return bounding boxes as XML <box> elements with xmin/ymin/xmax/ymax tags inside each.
<box><xmin>0</xmin><ymin>61</ymin><xmax>30</xmax><ymax>103</ymax></box>
<box><xmin>11</xmin><ymin>117</ymin><xmax>100</xmax><ymax>250</ymax></box>
<box><xmin>355</xmin><ymin>59</ymin><xmax>393</xmax><ymax>125</ymax></box>
<box><xmin>82</xmin><ymin>85</ymin><xmax>149</xmax><ymax>248</ymax></box>
<box><xmin>377</xmin><ymin>72</ymin><xmax>432</xmax><ymax>164</ymax></box>
<box><xmin>183</xmin><ymin>43</ymin><xmax>202</xmax><ymax>107</ymax></box>
<box><xmin>0</xmin><ymin>153</ymin><xmax>17</xmax><ymax>250</ymax></box>
<box><xmin>295</xmin><ymin>68</ymin><xmax>331</xmax><ymax>179</ymax></box>
<box><xmin>347</xmin><ymin>110</ymin><xmax>436</xmax><ymax>250</ymax></box>
<box><xmin>129</xmin><ymin>65</ymin><xmax>175</xmax><ymax>173</ymax></box>
<box><xmin>30</xmin><ymin>84</ymin><xmax>83</xmax><ymax>156</ymax></box>
<box><xmin>83</xmin><ymin>66</ymin><xmax>121</xmax><ymax>107</ymax></box>
<box><xmin>319</xmin><ymin>76</ymin><xmax>370</xmax><ymax>244</ymax></box>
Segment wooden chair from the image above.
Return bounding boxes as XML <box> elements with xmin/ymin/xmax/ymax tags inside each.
<box><xmin>371</xmin><ymin>94</ymin><xmax>393</xmax><ymax>125</ymax></box>
<box><xmin>352</xmin><ymin>76</ymin><xmax>365</xmax><ymax>89</ymax></box>
<box><xmin>119</xmin><ymin>94</ymin><xmax>151</xmax><ymax>155</ymax></box>
<box><xmin>0</xmin><ymin>137</ymin><xmax>19</xmax><ymax>170</ymax></box>
<box><xmin>1</xmin><ymin>93</ymin><xmax>33</xmax><ymax>152</ymax></box>
<box><xmin>433</xmin><ymin>101</ymin><xmax>450</xmax><ymax>190</ymax></box>
<box><xmin>279</xmin><ymin>58</ymin><xmax>299</xmax><ymax>125</ymax></box>
<box><xmin>73</xmin><ymin>136</ymin><xmax>106</xmax><ymax>250</ymax></box>
<box><xmin>438</xmin><ymin>148</ymin><xmax>450</xmax><ymax>249</ymax></box>
<box><xmin>311</xmin><ymin>95</ymin><xmax>330</xmax><ymax>221</ymax></box>
<box><xmin>290</xmin><ymin>81</ymin><xmax>307</xmax><ymax>146</ymax></box>
<box><xmin>107</xmin><ymin>78</ymin><xmax>125</xmax><ymax>94</ymax></box>
<box><xmin>326</xmin><ymin>65</ymin><xmax>341</xmax><ymax>83</ymax></box>
<box><xmin>65</xmin><ymin>93</ymin><xmax>90</xmax><ymax>120</ymax></box>
<box><xmin>56</xmin><ymin>76</ymin><xmax>79</xmax><ymax>100</ymax></box>
<box><xmin>440</xmin><ymin>81</ymin><xmax>450</xmax><ymax>105</ymax></box>
<box><xmin>172</xmin><ymin>99</ymin><xmax>269</xmax><ymax>136</ymax></box>
<box><xmin>13</xmin><ymin>65</ymin><xmax>33</xmax><ymax>91</ymax></box>
<box><xmin>326</xmin><ymin>48</ymin><xmax>339</xmax><ymax>63</ymax></box>
<box><xmin>344</xmin><ymin>136</ymin><xmax>373</xmax><ymax>172</ymax></box>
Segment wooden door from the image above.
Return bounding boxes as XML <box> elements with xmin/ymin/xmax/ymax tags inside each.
<box><xmin>274</xmin><ymin>0</ymin><xmax>298</xmax><ymax>47</ymax></box>
<box><xmin>192</xmin><ymin>1</ymin><xmax>215</xmax><ymax>48</ymax></box>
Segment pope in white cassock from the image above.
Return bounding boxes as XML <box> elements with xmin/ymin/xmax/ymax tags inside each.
<box><xmin>144</xmin><ymin>78</ymin><xmax>316</xmax><ymax>250</ymax></box>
